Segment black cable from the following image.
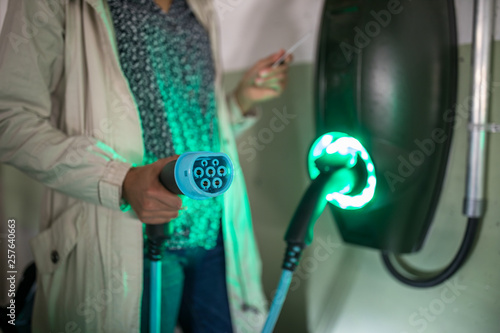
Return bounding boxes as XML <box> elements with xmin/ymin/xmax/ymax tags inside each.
<box><xmin>380</xmin><ymin>0</ymin><xmax>472</xmax><ymax>289</ymax></box>
<box><xmin>381</xmin><ymin>218</ymin><xmax>480</xmax><ymax>288</ymax></box>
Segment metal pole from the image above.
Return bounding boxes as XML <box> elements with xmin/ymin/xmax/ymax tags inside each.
<box><xmin>464</xmin><ymin>0</ymin><xmax>496</xmax><ymax>218</ymax></box>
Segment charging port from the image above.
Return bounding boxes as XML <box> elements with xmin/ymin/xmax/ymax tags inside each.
<box><xmin>212</xmin><ymin>177</ymin><xmax>223</xmax><ymax>189</ymax></box>
<box><xmin>217</xmin><ymin>166</ymin><xmax>227</xmax><ymax>177</ymax></box>
<box><xmin>194</xmin><ymin>167</ymin><xmax>204</xmax><ymax>178</ymax></box>
<box><xmin>206</xmin><ymin>166</ymin><xmax>216</xmax><ymax>177</ymax></box>
<box><xmin>200</xmin><ymin>178</ymin><xmax>210</xmax><ymax>190</ymax></box>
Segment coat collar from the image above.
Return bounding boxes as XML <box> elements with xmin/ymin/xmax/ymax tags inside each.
<box><xmin>84</xmin><ymin>0</ymin><xmax>107</xmax><ymax>16</ymax></box>
<box><xmin>83</xmin><ymin>0</ymin><xmax>209</xmax><ymax>29</ymax></box>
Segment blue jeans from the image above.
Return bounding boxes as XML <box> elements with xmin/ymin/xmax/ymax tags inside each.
<box><xmin>141</xmin><ymin>229</ymin><xmax>233</xmax><ymax>333</ymax></box>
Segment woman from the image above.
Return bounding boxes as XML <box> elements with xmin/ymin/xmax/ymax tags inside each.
<box><xmin>0</xmin><ymin>0</ymin><xmax>290</xmax><ymax>332</ymax></box>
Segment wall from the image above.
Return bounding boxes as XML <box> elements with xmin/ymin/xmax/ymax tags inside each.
<box><xmin>218</xmin><ymin>0</ymin><xmax>500</xmax><ymax>71</ymax></box>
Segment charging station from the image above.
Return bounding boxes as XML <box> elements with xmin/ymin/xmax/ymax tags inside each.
<box><xmin>262</xmin><ymin>0</ymin><xmax>496</xmax><ymax>330</ymax></box>
<box><xmin>315</xmin><ymin>0</ymin><xmax>458</xmax><ymax>253</ymax></box>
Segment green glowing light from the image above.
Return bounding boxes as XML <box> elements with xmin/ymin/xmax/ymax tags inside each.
<box><xmin>308</xmin><ymin>132</ymin><xmax>377</xmax><ymax>210</ymax></box>
<box><xmin>339</xmin><ymin>184</ymin><xmax>351</xmax><ymax>194</ymax></box>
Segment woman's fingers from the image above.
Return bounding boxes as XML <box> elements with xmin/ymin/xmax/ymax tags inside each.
<box><xmin>258</xmin><ymin>65</ymin><xmax>288</xmax><ymax>79</ymax></box>
<box><xmin>141</xmin><ymin>217</ymin><xmax>176</xmax><ymax>225</ymax></box>
<box><xmin>135</xmin><ymin>205</ymin><xmax>180</xmax><ymax>223</ymax></box>
<box><xmin>122</xmin><ymin>155</ymin><xmax>184</xmax><ymax>224</ymax></box>
<box><xmin>234</xmin><ymin>49</ymin><xmax>292</xmax><ymax>111</ymax></box>
<box><xmin>255</xmin><ymin>72</ymin><xmax>287</xmax><ymax>86</ymax></box>
<box><xmin>257</xmin><ymin>49</ymin><xmax>286</xmax><ymax>68</ymax></box>
<box><xmin>152</xmin><ymin>184</ymin><xmax>183</xmax><ymax>209</ymax></box>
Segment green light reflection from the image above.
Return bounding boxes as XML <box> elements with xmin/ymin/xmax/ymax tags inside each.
<box><xmin>308</xmin><ymin>132</ymin><xmax>377</xmax><ymax>210</ymax></box>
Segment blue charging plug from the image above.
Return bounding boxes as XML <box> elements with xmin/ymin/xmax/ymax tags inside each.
<box><xmin>148</xmin><ymin>151</ymin><xmax>234</xmax><ymax>259</ymax></box>
<box><xmin>159</xmin><ymin>151</ymin><xmax>234</xmax><ymax>199</ymax></box>
<box><xmin>147</xmin><ymin>152</ymin><xmax>234</xmax><ymax>333</ymax></box>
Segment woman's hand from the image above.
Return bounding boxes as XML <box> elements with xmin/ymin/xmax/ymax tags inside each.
<box><xmin>122</xmin><ymin>155</ymin><xmax>182</xmax><ymax>224</ymax></box>
<box><xmin>234</xmin><ymin>49</ymin><xmax>293</xmax><ymax>113</ymax></box>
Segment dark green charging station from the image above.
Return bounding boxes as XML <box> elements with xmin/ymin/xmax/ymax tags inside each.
<box><xmin>315</xmin><ymin>0</ymin><xmax>458</xmax><ymax>253</ymax></box>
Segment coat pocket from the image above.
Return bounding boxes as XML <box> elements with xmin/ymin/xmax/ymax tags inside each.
<box><xmin>30</xmin><ymin>202</ymin><xmax>85</xmax><ymax>274</ymax></box>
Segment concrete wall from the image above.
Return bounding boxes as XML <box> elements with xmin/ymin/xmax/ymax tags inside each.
<box><xmin>217</xmin><ymin>0</ymin><xmax>500</xmax><ymax>72</ymax></box>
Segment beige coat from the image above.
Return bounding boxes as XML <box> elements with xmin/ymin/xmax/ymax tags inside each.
<box><xmin>0</xmin><ymin>0</ymin><xmax>268</xmax><ymax>331</ymax></box>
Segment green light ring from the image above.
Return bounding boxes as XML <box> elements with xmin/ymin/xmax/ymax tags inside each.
<box><xmin>308</xmin><ymin>132</ymin><xmax>377</xmax><ymax>210</ymax></box>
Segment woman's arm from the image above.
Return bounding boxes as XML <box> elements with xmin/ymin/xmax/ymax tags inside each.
<box><xmin>0</xmin><ymin>0</ymin><xmax>131</xmax><ymax>210</ymax></box>
<box><xmin>227</xmin><ymin>50</ymin><xmax>292</xmax><ymax>136</ymax></box>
